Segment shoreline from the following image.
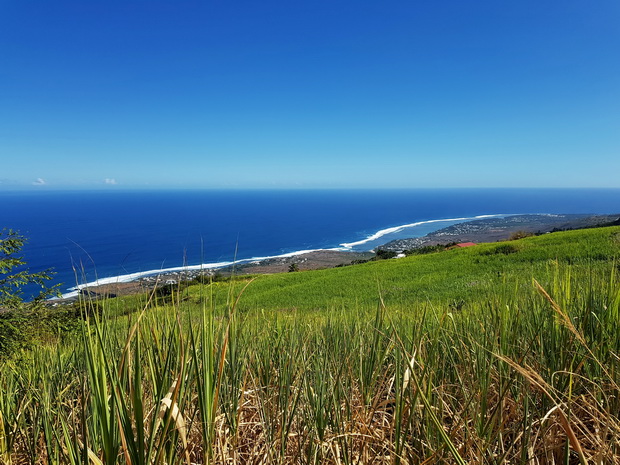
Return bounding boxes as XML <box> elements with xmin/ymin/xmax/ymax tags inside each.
<box><xmin>56</xmin><ymin>212</ymin><xmax>508</xmax><ymax>299</ymax></box>
<box><xmin>379</xmin><ymin>213</ymin><xmax>620</xmax><ymax>252</ymax></box>
<box><xmin>57</xmin><ymin>247</ymin><xmax>356</xmax><ymax>299</ymax></box>
<box><xmin>338</xmin><ymin>213</ymin><xmax>505</xmax><ymax>248</ymax></box>
<box><xmin>49</xmin><ymin>212</ymin><xmax>620</xmax><ymax>304</ymax></box>
<box><xmin>49</xmin><ymin>249</ymin><xmax>375</xmax><ymax>304</ymax></box>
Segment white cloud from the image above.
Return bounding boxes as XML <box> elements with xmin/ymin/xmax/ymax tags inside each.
<box><xmin>104</xmin><ymin>178</ymin><xmax>117</xmax><ymax>185</ymax></box>
<box><xmin>32</xmin><ymin>178</ymin><xmax>46</xmax><ymax>186</ymax></box>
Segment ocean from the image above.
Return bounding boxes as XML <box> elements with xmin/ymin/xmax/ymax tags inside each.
<box><xmin>2</xmin><ymin>188</ymin><xmax>619</xmax><ymax>297</ymax></box>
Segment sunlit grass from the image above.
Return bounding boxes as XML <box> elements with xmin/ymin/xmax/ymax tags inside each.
<box><xmin>1</xmin><ymin>226</ymin><xmax>619</xmax><ymax>463</ymax></box>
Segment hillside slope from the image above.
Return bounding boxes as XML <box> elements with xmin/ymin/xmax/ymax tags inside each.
<box><xmin>3</xmin><ymin>226</ymin><xmax>620</xmax><ymax>464</ymax></box>
<box><xmin>184</xmin><ymin>225</ymin><xmax>620</xmax><ymax>313</ymax></box>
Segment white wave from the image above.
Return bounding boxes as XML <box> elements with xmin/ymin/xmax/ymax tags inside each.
<box><xmin>58</xmin><ymin>290</ymin><xmax>80</xmax><ymax>299</ymax></box>
<box><xmin>339</xmin><ymin>214</ymin><xmax>504</xmax><ymax>248</ymax></box>
<box><xmin>60</xmin><ymin>247</ymin><xmax>348</xmax><ymax>298</ymax></box>
<box><xmin>58</xmin><ymin>213</ymin><xmax>510</xmax><ymax>299</ymax></box>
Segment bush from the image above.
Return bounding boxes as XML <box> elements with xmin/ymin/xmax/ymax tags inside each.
<box><xmin>1</xmin><ymin>229</ymin><xmax>59</xmax><ymax>309</ymax></box>
<box><xmin>0</xmin><ymin>229</ymin><xmax>60</xmax><ymax>357</ymax></box>
<box><xmin>509</xmin><ymin>230</ymin><xmax>533</xmax><ymax>240</ymax></box>
<box><xmin>374</xmin><ymin>249</ymin><xmax>397</xmax><ymax>260</ymax></box>
<box><xmin>482</xmin><ymin>244</ymin><xmax>520</xmax><ymax>256</ymax></box>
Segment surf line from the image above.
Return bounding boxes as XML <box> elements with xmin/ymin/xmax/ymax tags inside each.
<box><xmin>60</xmin><ymin>213</ymin><xmax>510</xmax><ymax>299</ymax></box>
<box><xmin>339</xmin><ymin>214</ymin><xmax>505</xmax><ymax>248</ymax></box>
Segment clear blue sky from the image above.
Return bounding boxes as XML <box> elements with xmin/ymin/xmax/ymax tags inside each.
<box><xmin>1</xmin><ymin>1</ymin><xmax>619</xmax><ymax>189</ymax></box>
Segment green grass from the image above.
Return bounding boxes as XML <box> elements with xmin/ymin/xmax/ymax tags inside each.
<box><xmin>176</xmin><ymin>225</ymin><xmax>620</xmax><ymax>313</ymax></box>
<box><xmin>1</xmin><ymin>226</ymin><xmax>619</xmax><ymax>464</ymax></box>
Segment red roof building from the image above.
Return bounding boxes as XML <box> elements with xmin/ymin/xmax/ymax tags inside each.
<box><xmin>455</xmin><ymin>242</ymin><xmax>477</xmax><ymax>248</ymax></box>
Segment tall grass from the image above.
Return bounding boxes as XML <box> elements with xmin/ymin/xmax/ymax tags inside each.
<box><xmin>1</xmin><ymin>230</ymin><xmax>619</xmax><ymax>463</ymax></box>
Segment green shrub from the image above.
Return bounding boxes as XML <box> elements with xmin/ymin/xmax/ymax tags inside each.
<box><xmin>482</xmin><ymin>243</ymin><xmax>520</xmax><ymax>255</ymax></box>
<box><xmin>509</xmin><ymin>230</ymin><xmax>533</xmax><ymax>240</ymax></box>
<box><xmin>374</xmin><ymin>249</ymin><xmax>397</xmax><ymax>260</ymax></box>
<box><xmin>0</xmin><ymin>229</ymin><xmax>61</xmax><ymax>357</ymax></box>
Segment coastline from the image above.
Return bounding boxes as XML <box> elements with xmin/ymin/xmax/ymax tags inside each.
<box><xmin>54</xmin><ymin>213</ymin><xmax>504</xmax><ymax>300</ymax></box>
<box><xmin>49</xmin><ymin>212</ymin><xmax>620</xmax><ymax>304</ymax></box>
<box><xmin>379</xmin><ymin>213</ymin><xmax>620</xmax><ymax>252</ymax></box>
<box><xmin>50</xmin><ymin>249</ymin><xmax>375</xmax><ymax>303</ymax></box>
<box><xmin>338</xmin><ymin>214</ymin><xmax>504</xmax><ymax>248</ymax></box>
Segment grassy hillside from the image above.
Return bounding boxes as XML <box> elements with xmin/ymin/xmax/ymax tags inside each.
<box><xmin>176</xmin><ymin>225</ymin><xmax>620</xmax><ymax>313</ymax></box>
<box><xmin>1</xmin><ymin>226</ymin><xmax>619</xmax><ymax>464</ymax></box>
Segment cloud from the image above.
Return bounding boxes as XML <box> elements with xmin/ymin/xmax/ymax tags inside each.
<box><xmin>104</xmin><ymin>178</ymin><xmax>117</xmax><ymax>185</ymax></box>
<box><xmin>32</xmin><ymin>178</ymin><xmax>46</xmax><ymax>186</ymax></box>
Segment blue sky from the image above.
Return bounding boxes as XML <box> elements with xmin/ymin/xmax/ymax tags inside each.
<box><xmin>1</xmin><ymin>1</ymin><xmax>619</xmax><ymax>189</ymax></box>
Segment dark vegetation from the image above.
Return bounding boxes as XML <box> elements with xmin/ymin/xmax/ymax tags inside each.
<box><xmin>374</xmin><ymin>249</ymin><xmax>398</xmax><ymax>260</ymax></box>
<box><xmin>481</xmin><ymin>243</ymin><xmax>520</xmax><ymax>255</ymax></box>
<box><xmin>0</xmin><ymin>229</ymin><xmax>63</xmax><ymax>357</ymax></box>
<box><xmin>0</xmin><ymin>229</ymin><xmax>59</xmax><ymax>309</ymax></box>
<box><xmin>508</xmin><ymin>230</ymin><xmax>534</xmax><ymax>240</ymax></box>
<box><xmin>403</xmin><ymin>242</ymin><xmax>459</xmax><ymax>255</ymax></box>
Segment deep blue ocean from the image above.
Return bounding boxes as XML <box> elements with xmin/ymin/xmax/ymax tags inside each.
<box><xmin>2</xmin><ymin>188</ymin><xmax>619</xmax><ymax>297</ymax></box>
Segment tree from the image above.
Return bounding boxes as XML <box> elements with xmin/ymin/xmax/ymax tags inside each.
<box><xmin>0</xmin><ymin>229</ymin><xmax>59</xmax><ymax>309</ymax></box>
<box><xmin>509</xmin><ymin>230</ymin><xmax>533</xmax><ymax>241</ymax></box>
<box><xmin>288</xmin><ymin>263</ymin><xmax>299</xmax><ymax>272</ymax></box>
<box><xmin>374</xmin><ymin>249</ymin><xmax>397</xmax><ymax>260</ymax></box>
<box><xmin>1</xmin><ymin>229</ymin><xmax>61</xmax><ymax>356</ymax></box>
